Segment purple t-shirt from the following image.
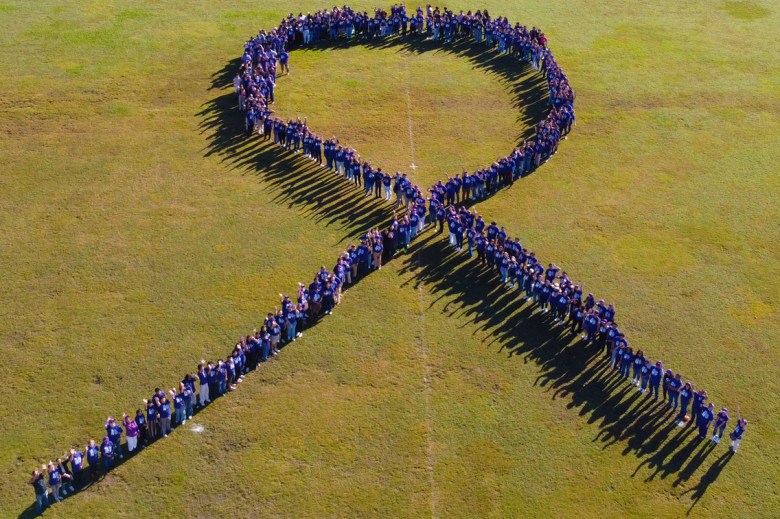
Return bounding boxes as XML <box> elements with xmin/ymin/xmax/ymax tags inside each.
<box><xmin>125</xmin><ymin>420</ymin><xmax>139</xmax><ymax>438</ymax></box>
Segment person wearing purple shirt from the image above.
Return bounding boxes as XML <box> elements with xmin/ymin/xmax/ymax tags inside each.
<box><xmin>145</xmin><ymin>399</ymin><xmax>158</xmax><ymax>439</ymax></box>
<box><xmin>729</xmin><ymin>417</ymin><xmax>747</xmax><ymax>453</ymax></box>
<box><xmin>105</xmin><ymin>417</ymin><xmax>124</xmax><ymax>460</ymax></box>
<box><xmin>667</xmin><ymin>373</ymin><xmax>682</xmax><ymax>411</ymax></box>
<box><xmin>677</xmin><ymin>382</ymin><xmax>693</xmax><ymax>426</ymax></box>
<box><xmin>158</xmin><ymin>397</ymin><xmax>172</xmax><ymax>438</ymax></box>
<box><xmin>123</xmin><ymin>414</ymin><xmax>139</xmax><ymax>454</ymax></box>
<box><xmin>648</xmin><ymin>361</ymin><xmax>663</xmax><ymax>401</ymax></box>
<box><xmin>711</xmin><ymin>407</ymin><xmax>729</xmax><ymax>443</ymax></box>
<box><xmin>172</xmin><ymin>388</ymin><xmax>185</xmax><ymax>426</ymax></box>
<box><xmin>100</xmin><ymin>436</ymin><xmax>115</xmax><ymax>471</ymax></box>
<box><xmin>68</xmin><ymin>448</ymin><xmax>85</xmax><ymax>490</ymax></box>
<box><xmin>697</xmin><ymin>403</ymin><xmax>716</xmax><ymax>439</ymax></box>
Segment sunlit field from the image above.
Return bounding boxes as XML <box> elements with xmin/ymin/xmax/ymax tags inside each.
<box><xmin>0</xmin><ymin>1</ymin><xmax>778</xmax><ymax>517</ymax></box>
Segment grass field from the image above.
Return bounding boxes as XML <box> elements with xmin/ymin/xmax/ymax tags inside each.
<box><xmin>1</xmin><ymin>0</ymin><xmax>779</xmax><ymax>517</ymax></box>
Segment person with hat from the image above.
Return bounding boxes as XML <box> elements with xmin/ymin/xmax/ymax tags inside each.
<box><xmin>697</xmin><ymin>403</ymin><xmax>716</xmax><ymax>439</ymax></box>
<box><xmin>712</xmin><ymin>407</ymin><xmax>730</xmax><ymax>443</ymax></box>
<box><xmin>729</xmin><ymin>416</ymin><xmax>747</xmax><ymax>453</ymax></box>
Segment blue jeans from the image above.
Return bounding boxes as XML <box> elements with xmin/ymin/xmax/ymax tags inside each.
<box><xmin>218</xmin><ymin>379</ymin><xmax>226</xmax><ymax>395</ymax></box>
<box><xmin>286</xmin><ymin>321</ymin><xmax>296</xmax><ymax>342</ymax></box>
<box><xmin>640</xmin><ymin>377</ymin><xmax>649</xmax><ymax>391</ymax></box>
<box><xmin>649</xmin><ymin>380</ymin><xmax>660</xmax><ymax>400</ymax></box>
<box><xmin>669</xmin><ymin>391</ymin><xmax>679</xmax><ymax>410</ymax></box>
<box><xmin>175</xmin><ymin>407</ymin><xmax>185</xmax><ymax>424</ymax></box>
<box><xmin>677</xmin><ymin>399</ymin><xmax>690</xmax><ymax>421</ymax></box>
<box><xmin>35</xmin><ymin>492</ymin><xmax>47</xmax><ymax>514</ymax></box>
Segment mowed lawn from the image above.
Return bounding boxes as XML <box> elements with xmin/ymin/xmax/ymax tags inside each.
<box><xmin>0</xmin><ymin>0</ymin><xmax>779</xmax><ymax>517</ymax></box>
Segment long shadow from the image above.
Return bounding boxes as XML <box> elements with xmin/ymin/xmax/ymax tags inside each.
<box><xmin>21</xmin><ymin>34</ymin><xmax>558</xmax><ymax>518</ymax></box>
<box><xmin>398</xmin><ymin>230</ymin><xmax>732</xmax><ymax>490</ymax></box>
<box><xmin>681</xmin><ymin>450</ymin><xmax>733</xmax><ymax>515</ymax></box>
<box><xmin>196</xmin><ymin>35</ymin><xmax>550</xmax><ymax>242</ymax></box>
<box><xmin>197</xmin><ymin>93</ymin><xmax>394</xmax><ymax>242</ymax></box>
<box><xmin>292</xmin><ymin>36</ymin><xmax>550</xmax><ymax>143</ymax></box>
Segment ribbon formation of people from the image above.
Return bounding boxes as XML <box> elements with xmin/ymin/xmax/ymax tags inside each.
<box><xmin>29</xmin><ymin>4</ymin><xmax>747</xmax><ymax>514</ymax></box>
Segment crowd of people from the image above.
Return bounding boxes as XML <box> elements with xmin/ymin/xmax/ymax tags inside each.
<box><xmin>29</xmin><ymin>5</ymin><xmax>745</xmax><ymax>514</ymax></box>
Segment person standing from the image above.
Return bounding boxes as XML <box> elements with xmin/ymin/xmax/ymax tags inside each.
<box><xmin>648</xmin><ymin>361</ymin><xmax>663</xmax><ymax>401</ymax></box>
<box><xmin>677</xmin><ymin>382</ymin><xmax>693</xmax><ymax>426</ymax></box>
<box><xmin>729</xmin><ymin>417</ymin><xmax>747</xmax><ymax>453</ymax></box>
<box><xmin>47</xmin><ymin>461</ymin><xmax>62</xmax><ymax>503</ymax></box>
<box><xmin>662</xmin><ymin>369</ymin><xmax>674</xmax><ymax>403</ymax></box>
<box><xmin>158</xmin><ymin>396</ymin><xmax>172</xmax><ymax>437</ymax></box>
<box><xmin>697</xmin><ymin>403</ymin><xmax>716</xmax><ymax>440</ymax></box>
<box><xmin>86</xmin><ymin>440</ymin><xmax>100</xmax><ymax>481</ymax></box>
<box><xmin>198</xmin><ymin>363</ymin><xmax>210</xmax><ymax>407</ymax></box>
<box><xmin>135</xmin><ymin>408</ymin><xmax>148</xmax><ymax>447</ymax></box>
<box><xmin>667</xmin><ymin>373</ymin><xmax>682</xmax><ymax>411</ymax></box>
<box><xmin>100</xmin><ymin>436</ymin><xmax>115</xmax><ymax>472</ymax></box>
<box><xmin>691</xmin><ymin>389</ymin><xmax>708</xmax><ymax>426</ymax></box>
<box><xmin>30</xmin><ymin>467</ymin><xmax>48</xmax><ymax>515</ymax></box>
<box><xmin>712</xmin><ymin>407</ymin><xmax>729</xmax><ymax>443</ymax></box>
<box><xmin>123</xmin><ymin>414</ymin><xmax>139</xmax><ymax>454</ymax></box>
<box><xmin>69</xmin><ymin>448</ymin><xmax>85</xmax><ymax>490</ymax></box>
<box><xmin>105</xmin><ymin>417</ymin><xmax>124</xmax><ymax>460</ymax></box>
<box><xmin>146</xmin><ymin>399</ymin><xmax>158</xmax><ymax>440</ymax></box>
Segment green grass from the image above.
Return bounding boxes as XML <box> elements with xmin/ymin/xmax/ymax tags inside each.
<box><xmin>0</xmin><ymin>0</ymin><xmax>779</xmax><ymax>517</ymax></box>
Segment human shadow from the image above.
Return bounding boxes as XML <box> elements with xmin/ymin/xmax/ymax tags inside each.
<box><xmin>196</xmin><ymin>93</ymin><xmax>395</xmax><ymax>243</ymax></box>
<box><xmin>681</xmin><ymin>450</ymin><xmax>733</xmax><ymax>515</ymax></box>
<box><xmin>292</xmin><ymin>35</ymin><xmax>550</xmax><ymax>143</ymax></box>
<box><xmin>196</xmin><ymin>34</ymin><xmax>550</xmax><ymax>242</ymax></box>
<box><xmin>397</xmin><ymin>230</ymin><xmax>732</xmax><ymax>489</ymax></box>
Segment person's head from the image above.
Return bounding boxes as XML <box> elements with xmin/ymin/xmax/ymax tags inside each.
<box><xmin>708</xmin><ymin>403</ymin><xmax>715</xmax><ymax>410</ymax></box>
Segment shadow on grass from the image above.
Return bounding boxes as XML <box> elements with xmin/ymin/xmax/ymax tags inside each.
<box><xmin>292</xmin><ymin>35</ymin><xmax>550</xmax><ymax>143</ymax></box>
<box><xmin>197</xmin><ymin>92</ymin><xmax>395</xmax><ymax>244</ymax></box>
<box><xmin>396</xmin><ymin>230</ymin><xmax>730</xmax><ymax>494</ymax></box>
<box><xmin>191</xmin><ymin>32</ymin><xmax>727</xmax><ymax>510</ymax></box>
<box><xmin>195</xmin><ymin>35</ymin><xmax>549</xmax><ymax>243</ymax></box>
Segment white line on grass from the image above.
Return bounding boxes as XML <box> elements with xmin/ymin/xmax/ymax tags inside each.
<box><xmin>415</xmin><ymin>283</ymin><xmax>437</xmax><ymax>519</ymax></box>
<box><xmin>403</xmin><ymin>52</ymin><xmax>418</xmax><ymax>176</ymax></box>
<box><xmin>404</xmin><ymin>51</ymin><xmax>436</xmax><ymax>518</ymax></box>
